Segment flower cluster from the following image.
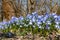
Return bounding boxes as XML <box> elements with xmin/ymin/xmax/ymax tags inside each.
<box><xmin>0</xmin><ymin>12</ymin><xmax>60</xmax><ymax>36</ymax></box>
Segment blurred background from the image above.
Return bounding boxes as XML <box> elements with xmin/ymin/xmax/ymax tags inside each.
<box><xmin>0</xmin><ymin>0</ymin><xmax>60</xmax><ymax>21</ymax></box>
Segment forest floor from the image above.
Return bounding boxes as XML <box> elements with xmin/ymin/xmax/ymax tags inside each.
<box><xmin>0</xmin><ymin>34</ymin><xmax>60</xmax><ymax>40</ymax></box>
<box><xmin>0</xmin><ymin>30</ymin><xmax>60</xmax><ymax>40</ymax></box>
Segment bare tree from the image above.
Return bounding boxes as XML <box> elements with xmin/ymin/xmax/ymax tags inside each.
<box><xmin>2</xmin><ymin>0</ymin><xmax>15</xmax><ymax>21</ymax></box>
<box><xmin>28</xmin><ymin>0</ymin><xmax>36</xmax><ymax>14</ymax></box>
<box><xmin>0</xmin><ymin>0</ymin><xmax>2</xmax><ymax>21</ymax></box>
<box><xmin>1</xmin><ymin>0</ymin><xmax>60</xmax><ymax>21</ymax></box>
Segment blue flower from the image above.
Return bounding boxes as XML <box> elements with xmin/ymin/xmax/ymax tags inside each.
<box><xmin>0</xmin><ymin>25</ymin><xmax>4</xmax><ymax>29</ymax></box>
<box><xmin>0</xmin><ymin>22</ymin><xmax>3</xmax><ymax>25</ymax></box>
<box><xmin>43</xmin><ymin>16</ymin><xmax>48</xmax><ymax>22</ymax></box>
<box><xmin>32</xmin><ymin>12</ymin><xmax>37</xmax><ymax>16</ymax></box>
<box><xmin>19</xmin><ymin>16</ymin><xmax>24</xmax><ymax>21</ymax></box>
<box><xmin>2</xmin><ymin>21</ymin><xmax>8</xmax><ymax>25</ymax></box>
<box><xmin>46</xmin><ymin>21</ymin><xmax>51</xmax><ymax>25</ymax></box>
<box><xmin>45</xmin><ymin>24</ymin><xmax>50</xmax><ymax>29</ymax></box>
<box><xmin>37</xmin><ymin>19</ymin><xmax>41</xmax><ymax>22</ymax></box>
<box><xmin>51</xmin><ymin>13</ymin><xmax>56</xmax><ymax>16</ymax></box>
<box><xmin>55</xmin><ymin>18</ymin><xmax>59</xmax><ymax>22</ymax></box>
<box><xmin>37</xmin><ymin>15</ymin><xmax>43</xmax><ymax>22</ymax></box>
<box><xmin>55</xmin><ymin>25</ymin><xmax>60</xmax><ymax>29</ymax></box>
<box><xmin>37</xmin><ymin>21</ymin><xmax>42</xmax><ymax>25</ymax></box>
<box><xmin>0</xmin><ymin>22</ymin><xmax>9</xmax><ymax>29</ymax></box>
<box><xmin>11</xmin><ymin>16</ymin><xmax>18</xmax><ymax>20</ymax></box>
<box><xmin>44</xmin><ymin>12</ymin><xmax>51</xmax><ymax>18</ymax></box>
<box><xmin>26</xmin><ymin>14</ymin><xmax>32</xmax><ymax>19</ymax></box>
<box><xmin>36</xmin><ymin>19</ymin><xmax>42</xmax><ymax>27</ymax></box>
<box><xmin>2</xmin><ymin>21</ymin><xmax>10</xmax><ymax>29</ymax></box>
<box><xmin>57</xmin><ymin>16</ymin><xmax>60</xmax><ymax>21</ymax></box>
<box><xmin>37</xmin><ymin>15</ymin><xmax>42</xmax><ymax>19</ymax></box>
<box><xmin>32</xmin><ymin>12</ymin><xmax>38</xmax><ymax>17</ymax></box>
<box><xmin>10</xmin><ymin>16</ymin><xmax>18</xmax><ymax>23</ymax></box>
<box><xmin>51</xmin><ymin>13</ymin><xmax>58</xmax><ymax>18</ymax></box>
<box><xmin>55</xmin><ymin>21</ymin><xmax>59</xmax><ymax>25</ymax></box>
<box><xmin>32</xmin><ymin>19</ymin><xmax>35</xmax><ymax>22</ymax></box>
<box><xmin>31</xmin><ymin>17</ymin><xmax>36</xmax><ymax>22</ymax></box>
<box><xmin>9</xmin><ymin>20</ymin><xmax>14</xmax><ymax>24</ymax></box>
<box><xmin>44</xmin><ymin>14</ymin><xmax>49</xmax><ymax>18</ymax></box>
<box><xmin>44</xmin><ymin>12</ymin><xmax>49</xmax><ymax>16</ymax></box>
<box><xmin>53</xmin><ymin>15</ymin><xmax>58</xmax><ymax>18</ymax></box>
<box><xmin>40</xmin><ymin>18</ymin><xmax>44</xmax><ymax>22</ymax></box>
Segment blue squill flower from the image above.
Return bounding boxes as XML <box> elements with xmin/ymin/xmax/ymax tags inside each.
<box><xmin>36</xmin><ymin>19</ymin><xmax>42</xmax><ymax>26</ymax></box>
<box><xmin>36</xmin><ymin>18</ymin><xmax>42</xmax><ymax>24</ymax></box>
<box><xmin>8</xmin><ymin>20</ymin><xmax>14</xmax><ymax>24</ymax></box>
<box><xmin>40</xmin><ymin>18</ymin><xmax>44</xmax><ymax>22</ymax></box>
<box><xmin>2</xmin><ymin>21</ymin><xmax>10</xmax><ymax>29</ymax></box>
<box><xmin>26</xmin><ymin>14</ymin><xmax>32</xmax><ymax>19</ymax></box>
<box><xmin>37</xmin><ymin>19</ymin><xmax>41</xmax><ymax>22</ymax></box>
<box><xmin>53</xmin><ymin>15</ymin><xmax>58</xmax><ymax>19</ymax></box>
<box><xmin>44</xmin><ymin>12</ymin><xmax>51</xmax><ymax>17</ymax></box>
<box><xmin>32</xmin><ymin>12</ymin><xmax>38</xmax><ymax>17</ymax></box>
<box><xmin>9</xmin><ymin>20</ymin><xmax>14</xmax><ymax>24</ymax></box>
<box><xmin>45</xmin><ymin>24</ymin><xmax>50</xmax><ymax>30</ymax></box>
<box><xmin>43</xmin><ymin>16</ymin><xmax>49</xmax><ymax>23</ymax></box>
<box><xmin>55</xmin><ymin>24</ymin><xmax>59</xmax><ymax>29</ymax></box>
<box><xmin>19</xmin><ymin>16</ymin><xmax>24</xmax><ymax>21</ymax></box>
<box><xmin>11</xmin><ymin>16</ymin><xmax>18</xmax><ymax>20</ymax></box>
<box><xmin>31</xmin><ymin>17</ymin><xmax>36</xmax><ymax>22</ymax></box>
<box><xmin>0</xmin><ymin>21</ymin><xmax>9</xmax><ymax>29</ymax></box>
<box><xmin>37</xmin><ymin>15</ymin><xmax>43</xmax><ymax>22</ymax></box>
<box><xmin>2</xmin><ymin>21</ymin><xmax>8</xmax><ymax>25</ymax></box>
<box><xmin>10</xmin><ymin>16</ymin><xmax>18</xmax><ymax>23</ymax></box>
<box><xmin>51</xmin><ymin>13</ymin><xmax>58</xmax><ymax>18</ymax></box>
<box><xmin>51</xmin><ymin>13</ymin><xmax>56</xmax><ymax>16</ymax></box>
<box><xmin>44</xmin><ymin>14</ymin><xmax>49</xmax><ymax>18</ymax></box>
<box><xmin>0</xmin><ymin>25</ymin><xmax>4</xmax><ymax>29</ymax></box>
<box><xmin>37</xmin><ymin>21</ymin><xmax>42</xmax><ymax>25</ymax></box>
<box><xmin>57</xmin><ymin>16</ymin><xmax>60</xmax><ymax>21</ymax></box>
<box><xmin>32</xmin><ymin>12</ymin><xmax>37</xmax><ymax>16</ymax></box>
<box><xmin>37</xmin><ymin>15</ymin><xmax>42</xmax><ymax>19</ymax></box>
<box><xmin>55</xmin><ymin>18</ymin><xmax>59</xmax><ymax>22</ymax></box>
<box><xmin>0</xmin><ymin>22</ymin><xmax>3</xmax><ymax>25</ymax></box>
<box><xmin>46</xmin><ymin>21</ymin><xmax>51</xmax><ymax>25</ymax></box>
<box><xmin>8</xmin><ymin>21</ymin><xmax>11</xmax><ymax>24</ymax></box>
<box><xmin>44</xmin><ymin>12</ymin><xmax>50</xmax><ymax>17</ymax></box>
<box><xmin>32</xmin><ymin>19</ymin><xmax>35</xmax><ymax>22</ymax></box>
<box><xmin>55</xmin><ymin>21</ymin><xmax>59</xmax><ymax>25</ymax></box>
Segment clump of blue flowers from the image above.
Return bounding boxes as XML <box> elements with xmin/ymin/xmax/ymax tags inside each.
<box><xmin>0</xmin><ymin>12</ymin><xmax>60</xmax><ymax>37</ymax></box>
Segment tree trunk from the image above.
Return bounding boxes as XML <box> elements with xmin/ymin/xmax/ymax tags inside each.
<box><xmin>2</xmin><ymin>0</ymin><xmax>15</xmax><ymax>21</ymax></box>
<box><xmin>28</xmin><ymin>0</ymin><xmax>36</xmax><ymax>14</ymax></box>
<box><xmin>57</xmin><ymin>6</ymin><xmax>60</xmax><ymax>15</ymax></box>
